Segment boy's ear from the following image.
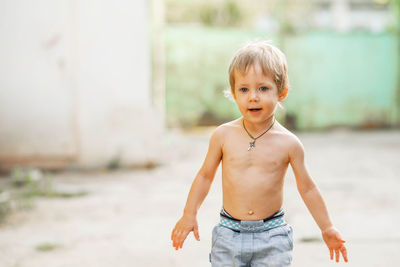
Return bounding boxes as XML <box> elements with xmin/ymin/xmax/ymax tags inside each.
<box><xmin>279</xmin><ymin>87</ymin><xmax>289</xmax><ymax>101</ymax></box>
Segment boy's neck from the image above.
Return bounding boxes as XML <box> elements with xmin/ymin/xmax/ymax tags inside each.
<box><xmin>242</xmin><ymin>115</ymin><xmax>275</xmax><ymax>136</ymax></box>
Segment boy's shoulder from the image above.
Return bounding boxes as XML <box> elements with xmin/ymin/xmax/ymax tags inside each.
<box><xmin>274</xmin><ymin>122</ymin><xmax>305</xmax><ymax>158</ymax></box>
<box><xmin>275</xmin><ymin>121</ymin><xmax>299</xmax><ymax>139</ymax></box>
<box><xmin>208</xmin><ymin>119</ymin><xmax>241</xmax><ymax>146</ymax></box>
<box><xmin>211</xmin><ymin>118</ymin><xmax>243</xmax><ymax>138</ymax></box>
<box><xmin>274</xmin><ymin>121</ymin><xmax>303</xmax><ymax>148</ymax></box>
<box><xmin>221</xmin><ymin>118</ymin><xmax>243</xmax><ymax>128</ymax></box>
<box><xmin>213</xmin><ymin>118</ymin><xmax>242</xmax><ymax>134</ymax></box>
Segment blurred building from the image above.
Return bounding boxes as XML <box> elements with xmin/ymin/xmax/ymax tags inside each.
<box><xmin>253</xmin><ymin>0</ymin><xmax>393</xmax><ymax>33</ymax></box>
<box><xmin>313</xmin><ymin>0</ymin><xmax>392</xmax><ymax>32</ymax></box>
<box><xmin>0</xmin><ymin>1</ymin><xmax>165</xmax><ymax>171</ymax></box>
<box><xmin>164</xmin><ymin>0</ymin><xmax>399</xmax><ymax>129</ymax></box>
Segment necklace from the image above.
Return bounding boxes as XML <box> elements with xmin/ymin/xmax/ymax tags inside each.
<box><xmin>242</xmin><ymin>117</ymin><xmax>275</xmax><ymax>151</ymax></box>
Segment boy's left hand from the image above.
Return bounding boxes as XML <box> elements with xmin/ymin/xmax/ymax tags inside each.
<box><xmin>321</xmin><ymin>226</ymin><xmax>348</xmax><ymax>263</ymax></box>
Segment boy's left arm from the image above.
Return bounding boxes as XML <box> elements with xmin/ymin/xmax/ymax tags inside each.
<box><xmin>289</xmin><ymin>137</ymin><xmax>348</xmax><ymax>263</ymax></box>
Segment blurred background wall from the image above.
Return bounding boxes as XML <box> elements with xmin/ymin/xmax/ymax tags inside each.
<box><xmin>0</xmin><ymin>0</ymin><xmax>164</xmax><ymax>171</ymax></box>
<box><xmin>0</xmin><ymin>0</ymin><xmax>399</xmax><ymax>172</ymax></box>
<box><xmin>165</xmin><ymin>0</ymin><xmax>400</xmax><ymax>130</ymax></box>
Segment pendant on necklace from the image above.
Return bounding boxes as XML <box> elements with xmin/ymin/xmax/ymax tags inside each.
<box><xmin>248</xmin><ymin>141</ymin><xmax>255</xmax><ymax>151</ymax></box>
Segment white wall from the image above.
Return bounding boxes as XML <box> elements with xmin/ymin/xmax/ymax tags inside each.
<box><xmin>0</xmin><ymin>0</ymin><xmax>163</xmax><ymax>170</ymax></box>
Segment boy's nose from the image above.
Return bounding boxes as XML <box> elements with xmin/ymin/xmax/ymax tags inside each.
<box><xmin>249</xmin><ymin>90</ymin><xmax>259</xmax><ymax>101</ymax></box>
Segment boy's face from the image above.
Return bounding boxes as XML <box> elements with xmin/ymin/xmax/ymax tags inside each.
<box><xmin>232</xmin><ymin>63</ymin><xmax>286</xmax><ymax>124</ymax></box>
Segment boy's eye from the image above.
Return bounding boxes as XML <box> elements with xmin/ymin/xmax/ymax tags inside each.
<box><xmin>239</xmin><ymin>87</ymin><xmax>248</xmax><ymax>92</ymax></box>
<box><xmin>259</xmin><ymin>86</ymin><xmax>268</xmax><ymax>91</ymax></box>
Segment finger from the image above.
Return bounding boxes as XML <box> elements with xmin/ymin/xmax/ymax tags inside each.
<box><xmin>193</xmin><ymin>226</ymin><xmax>200</xmax><ymax>241</ymax></box>
<box><xmin>172</xmin><ymin>230</ymin><xmax>179</xmax><ymax>244</ymax></box>
<box><xmin>174</xmin><ymin>231</ymin><xmax>182</xmax><ymax>250</ymax></box>
<box><xmin>177</xmin><ymin>235</ymin><xmax>182</xmax><ymax>249</ymax></box>
<box><xmin>330</xmin><ymin>248</ymin><xmax>334</xmax><ymax>260</ymax></box>
<box><xmin>172</xmin><ymin>227</ymin><xmax>180</xmax><ymax>243</ymax></box>
<box><xmin>173</xmin><ymin>238</ymin><xmax>177</xmax><ymax>250</ymax></box>
<box><xmin>341</xmin><ymin>245</ymin><xmax>348</xmax><ymax>262</ymax></box>
<box><xmin>175</xmin><ymin>238</ymin><xmax>181</xmax><ymax>250</ymax></box>
<box><xmin>335</xmin><ymin>249</ymin><xmax>340</xmax><ymax>262</ymax></box>
<box><xmin>175</xmin><ymin>236</ymin><xmax>181</xmax><ymax>250</ymax></box>
<box><xmin>179</xmin><ymin>235</ymin><xmax>186</xmax><ymax>249</ymax></box>
<box><xmin>172</xmin><ymin>226</ymin><xmax>179</xmax><ymax>240</ymax></box>
<box><xmin>171</xmin><ymin>228</ymin><xmax>176</xmax><ymax>241</ymax></box>
<box><xmin>178</xmin><ymin>231</ymin><xmax>188</xmax><ymax>249</ymax></box>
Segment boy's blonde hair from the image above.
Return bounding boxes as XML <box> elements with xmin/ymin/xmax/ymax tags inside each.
<box><xmin>227</xmin><ymin>40</ymin><xmax>289</xmax><ymax>97</ymax></box>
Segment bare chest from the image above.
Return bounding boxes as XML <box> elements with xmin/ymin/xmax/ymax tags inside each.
<box><xmin>222</xmin><ymin>136</ymin><xmax>289</xmax><ymax>172</ymax></box>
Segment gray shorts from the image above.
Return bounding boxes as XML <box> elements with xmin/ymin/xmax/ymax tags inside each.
<box><xmin>209</xmin><ymin>218</ymin><xmax>294</xmax><ymax>266</ymax></box>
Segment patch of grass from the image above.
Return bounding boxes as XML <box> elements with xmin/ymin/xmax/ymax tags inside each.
<box><xmin>6</xmin><ymin>167</ymin><xmax>89</xmax><ymax>215</ymax></box>
<box><xmin>299</xmin><ymin>236</ymin><xmax>322</xmax><ymax>243</ymax></box>
<box><xmin>21</xmin><ymin>187</ymin><xmax>89</xmax><ymax>199</ymax></box>
<box><xmin>40</xmin><ymin>190</ymin><xmax>88</xmax><ymax>198</ymax></box>
<box><xmin>35</xmin><ymin>242</ymin><xmax>60</xmax><ymax>252</ymax></box>
<box><xmin>10</xmin><ymin>167</ymin><xmax>88</xmax><ymax>199</ymax></box>
<box><xmin>0</xmin><ymin>167</ymin><xmax>90</xmax><ymax>226</ymax></box>
<box><xmin>0</xmin><ymin>190</ymin><xmax>11</xmax><ymax>223</ymax></box>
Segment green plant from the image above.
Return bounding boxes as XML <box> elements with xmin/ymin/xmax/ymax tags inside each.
<box><xmin>199</xmin><ymin>3</ymin><xmax>218</xmax><ymax>26</ymax></box>
<box><xmin>224</xmin><ymin>0</ymin><xmax>242</xmax><ymax>26</ymax></box>
<box><xmin>35</xmin><ymin>242</ymin><xmax>60</xmax><ymax>251</ymax></box>
<box><xmin>0</xmin><ymin>190</ymin><xmax>11</xmax><ymax>223</ymax></box>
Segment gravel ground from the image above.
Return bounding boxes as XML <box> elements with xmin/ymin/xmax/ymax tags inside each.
<box><xmin>0</xmin><ymin>129</ymin><xmax>399</xmax><ymax>267</ymax></box>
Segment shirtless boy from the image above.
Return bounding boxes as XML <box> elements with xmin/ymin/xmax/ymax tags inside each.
<box><xmin>171</xmin><ymin>41</ymin><xmax>348</xmax><ymax>266</ymax></box>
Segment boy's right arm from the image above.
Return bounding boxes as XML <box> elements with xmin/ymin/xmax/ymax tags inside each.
<box><xmin>171</xmin><ymin>126</ymin><xmax>224</xmax><ymax>250</ymax></box>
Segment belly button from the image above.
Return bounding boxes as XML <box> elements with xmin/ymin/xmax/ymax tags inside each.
<box><xmin>248</xmin><ymin>210</ymin><xmax>254</xmax><ymax>215</ymax></box>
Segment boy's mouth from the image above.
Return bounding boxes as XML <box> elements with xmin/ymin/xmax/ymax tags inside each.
<box><xmin>248</xmin><ymin>108</ymin><xmax>262</xmax><ymax>114</ymax></box>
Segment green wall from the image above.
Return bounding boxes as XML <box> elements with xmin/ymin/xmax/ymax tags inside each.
<box><xmin>166</xmin><ymin>26</ymin><xmax>399</xmax><ymax>130</ymax></box>
<box><xmin>285</xmin><ymin>32</ymin><xmax>399</xmax><ymax>129</ymax></box>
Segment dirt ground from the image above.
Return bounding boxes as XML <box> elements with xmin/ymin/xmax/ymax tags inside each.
<box><xmin>0</xmin><ymin>129</ymin><xmax>399</xmax><ymax>267</ymax></box>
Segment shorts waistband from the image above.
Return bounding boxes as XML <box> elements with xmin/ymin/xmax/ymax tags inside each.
<box><xmin>219</xmin><ymin>209</ymin><xmax>286</xmax><ymax>233</ymax></box>
<box><xmin>220</xmin><ymin>207</ymin><xmax>284</xmax><ymax>222</ymax></box>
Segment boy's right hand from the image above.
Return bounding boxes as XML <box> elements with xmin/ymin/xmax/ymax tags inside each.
<box><xmin>171</xmin><ymin>214</ymin><xmax>200</xmax><ymax>250</ymax></box>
